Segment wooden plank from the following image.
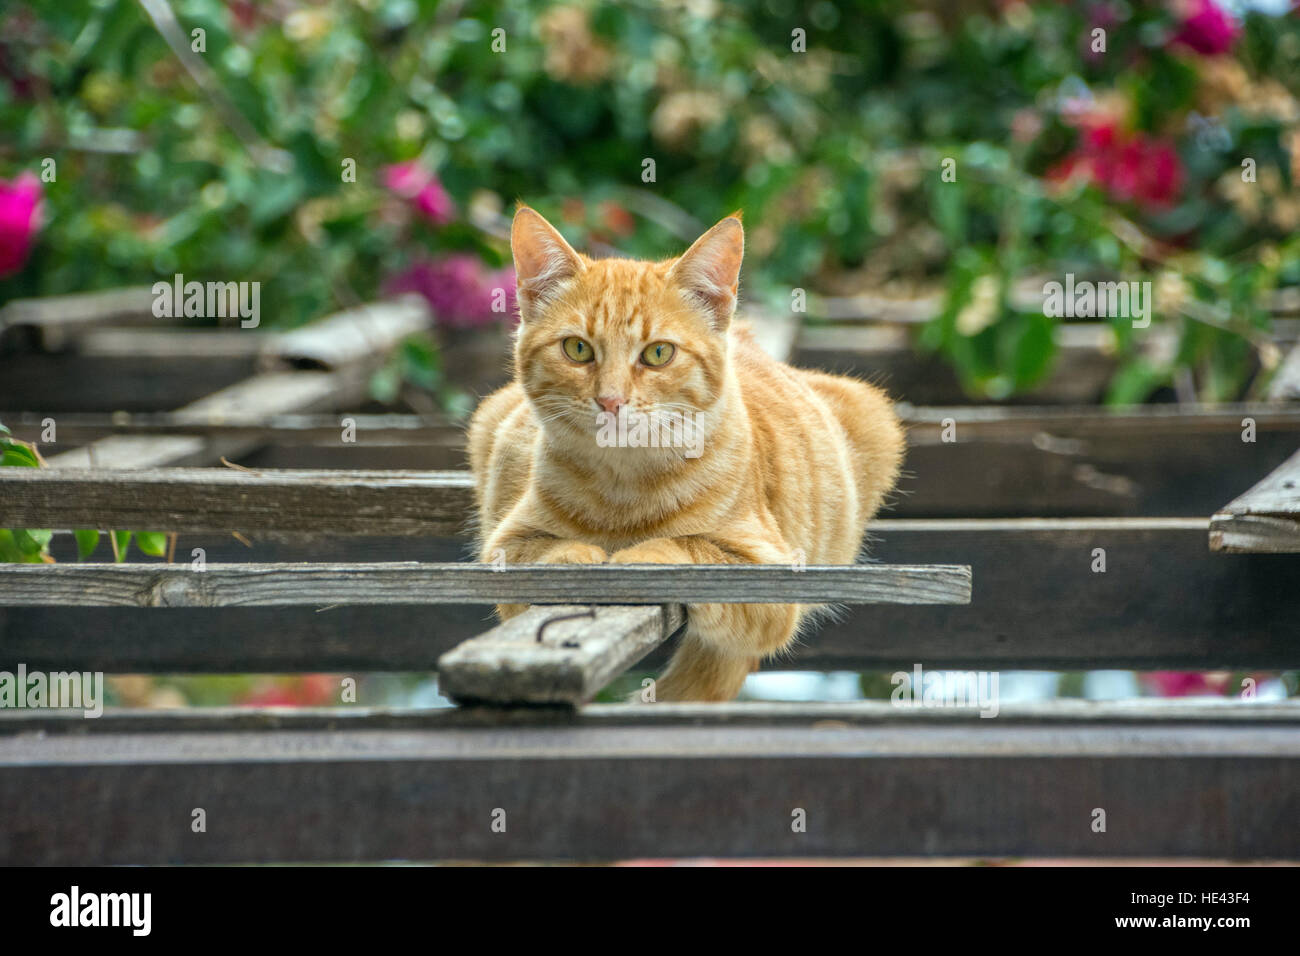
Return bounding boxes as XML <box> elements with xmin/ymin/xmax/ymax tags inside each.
<box><xmin>6</xmin><ymin>699</ymin><xmax>1299</xmax><ymax>734</ymax></box>
<box><xmin>1267</xmin><ymin>341</ymin><xmax>1300</xmax><ymax>400</ymax></box>
<box><xmin>11</xmin><ymin>403</ymin><xmax>1294</xmax><ymax>516</ymax></box>
<box><xmin>0</xmin><ymin>467</ymin><xmax>475</xmax><ymax>534</ymax></box>
<box><xmin>437</xmin><ymin>604</ymin><xmax>686</xmax><ymax>705</ymax></box>
<box><xmin>261</xmin><ymin>295</ymin><xmax>429</xmax><ymax>370</ymax></box>
<box><xmin>1</xmin><ymin>703</ymin><xmax>1296</xmax><ymax>862</ymax></box>
<box><xmin>0</xmin><ymin>562</ymin><xmax>972</xmax><ymax>608</ymax></box>
<box><xmin>3</xmin><ymin>520</ymin><xmax>1297</xmax><ymax>673</ymax></box>
<box><xmin>0</xmin><ymin>411</ymin><xmax>460</xmax><ymax>446</ymax></box>
<box><xmin>45</xmin><ymin>370</ymin><xmax>369</xmax><ymax>469</ymax></box>
<box><xmin>1210</xmin><ymin>448</ymin><xmax>1300</xmax><ymax>553</ymax></box>
<box><xmin>794</xmin><ymin>323</ymin><xmax>1121</xmax><ymax>404</ymax></box>
<box><xmin>0</xmin><ymin>351</ymin><xmax>259</xmax><ymax>412</ymax></box>
<box><xmin>0</xmin><ymin>287</ymin><xmax>158</xmax><ymax>350</ymax></box>
<box><xmin>901</xmin><ymin>403</ymin><xmax>1300</xmax><ymax>517</ymax></box>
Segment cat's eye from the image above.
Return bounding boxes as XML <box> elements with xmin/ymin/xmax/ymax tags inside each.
<box><xmin>640</xmin><ymin>342</ymin><xmax>675</xmax><ymax>367</ymax></box>
<box><xmin>562</xmin><ymin>337</ymin><xmax>594</xmax><ymax>363</ymax></box>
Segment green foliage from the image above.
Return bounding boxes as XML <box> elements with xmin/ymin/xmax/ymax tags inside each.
<box><xmin>0</xmin><ymin>0</ymin><xmax>1297</xmax><ymax>404</ymax></box>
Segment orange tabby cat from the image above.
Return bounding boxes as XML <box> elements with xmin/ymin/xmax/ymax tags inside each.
<box><xmin>467</xmin><ymin>205</ymin><xmax>904</xmax><ymax>701</ymax></box>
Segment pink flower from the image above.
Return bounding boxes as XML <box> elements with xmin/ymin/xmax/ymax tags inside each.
<box><xmin>384</xmin><ymin>254</ymin><xmax>517</xmax><ymax>329</ymax></box>
<box><xmin>1048</xmin><ymin>119</ymin><xmax>1185</xmax><ymax>210</ymax></box>
<box><xmin>0</xmin><ymin>171</ymin><xmax>42</xmax><ymax>278</ymax></box>
<box><xmin>1169</xmin><ymin>0</ymin><xmax>1239</xmax><ymax>56</ymax></box>
<box><xmin>381</xmin><ymin>161</ymin><xmax>455</xmax><ymax>225</ymax></box>
<box><xmin>1143</xmin><ymin>671</ymin><xmax>1231</xmax><ymax>697</ymax></box>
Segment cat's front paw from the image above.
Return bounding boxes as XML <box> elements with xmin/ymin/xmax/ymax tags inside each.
<box><xmin>539</xmin><ymin>541</ymin><xmax>608</xmax><ymax>565</ymax></box>
<box><xmin>609</xmin><ymin>538</ymin><xmax>690</xmax><ymax>564</ymax></box>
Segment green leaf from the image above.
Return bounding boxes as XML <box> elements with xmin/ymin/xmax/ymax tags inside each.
<box><xmin>1</xmin><ymin>443</ymin><xmax>41</xmax><ymax>468</ymax></box>
<box><xmin>135</xmin><ymin>531</ymin><xmax>168</xmax><ymax>557</ymax></box>
<box><xmin>112</xmin><ymin>530</ymin><xmax>133</xmax><ymax>563</ymax></box>
<box><xmin>0</xmin><ymin>530</ymin><xmax>30</xmax><ymax>564</ymax></box>
<box><xmin>13</xmin><ymin>528</ymin><xmax>52</xmax><ymax>555</ymax></box>
<box><xmin>74</xmin><ymin>529</ymin><xmax>100</xmax><ymax>560</ymax></box>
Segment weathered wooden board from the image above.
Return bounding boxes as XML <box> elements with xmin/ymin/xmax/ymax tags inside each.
<box><xmin>0</xmin><ymin>350</ymin><xmax>259</xmax><ymax>412</ymax></box>
<box><xmin>0</xmin><ymin>467</ymin><xmax>476</xmax><ymax>534</ymax></box>
<box><xmin>1268</xmin><ymin>341</ymin><xmax>1300</xmax><ymax>401</ymax></box>
<box><xmin>437</xmin><ymin>604</ymin><xmax>686</xmax><ymax>705</ymax></box>
<box><xmin>0</xmin><ymin>287</ymin><xmax>159</xmax><ymax>351</ymax></box>
<box><xmin>0</xmin><ymin>411</ymin><xmax>461</xmax><ymax>447</ymax></box>
<box><xmin>93</xmin><ymin>404</ymin><xmax>1294</xmax><ymax>519</ymax></box>
<box><xmin>45</xmin><ymin>370</ymin><xmax>369</xmax><ymax>469</ymax></box>
<box><xmin>261</xmin><ymin>295</ymin><xmax>429</xmax><ymax>370</ymax></box>
<box><xmin>4</xmin><ymin>520</ymin><xmax>1297</xmax><ymax>673</ymax></box>
<box><xmin>1</xmin><ymin>702</ymin><xmax>1297</xmax><ymax>863</ymax></box>
<box><xmin>1210</xmin><ymin>448</ymin><xmax>1300</xmax><ymax>553</ymax></box>
<box><xmin>0</xmin><ymin>562</ymin><xmax>972</xmax><ymax>607</ymax></box>
<box><xmin>7</xmin><ymin>698</ymin><xmax>1299</xmax><ymax>734</ymax></box>
<box><xmin>795</xmin><ymin>323</ymin><xmax>1120</xmax><ymax>405</ymax></box>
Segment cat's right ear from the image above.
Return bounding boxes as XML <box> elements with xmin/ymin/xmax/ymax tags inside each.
<box><xmin>511</xmin><ymin>205</ymin><xmax>584</xmax><ymax>316</ymax></box>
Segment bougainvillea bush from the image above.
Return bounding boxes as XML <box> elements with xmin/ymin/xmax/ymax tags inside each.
<box><xmin>1</xmin><ymin>0</ymin><xmax>1298</xmax><ymax>400</ymax></box>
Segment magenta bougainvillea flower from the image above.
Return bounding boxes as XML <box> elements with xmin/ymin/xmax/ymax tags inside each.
<box><xmin>381</xmin><ymin>160</ymin><xmax>456</xmax><ymax>225</ymax></box>
<box><xmin>1169</xmin><ymin>0</ymin><xmax>1240</xmax><ymax>56</ymax></box>
<box><xmin>1048</xmin><ymin>119</ymin><xmax>1186</xmax><ymax>210</ymax></box>
<box><xmin>384</xmin><ymin>254</ymin><xmax>517</xmax><ymax>329</ymax></box>
<box><xmin>1143</xmin><ymin>671</ymin><xmax>1231</xmax><ymax>697</ymax></box>
<box><xmin>0</xmin><ymin>171</ymin><xmax>42</xmax><ymax>278</ymax></box>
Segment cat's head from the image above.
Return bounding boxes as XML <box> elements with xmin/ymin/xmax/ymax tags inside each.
<box><xmin>509</xmin><ymin>204</ymin><xmax>743</xmax><ymax>450</ymax></box>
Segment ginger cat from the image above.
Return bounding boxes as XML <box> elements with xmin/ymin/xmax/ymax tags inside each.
<box><xmin>467</xmin><ymin>206</ymin><xmax>904</xmax><ymax>701</ymax></box>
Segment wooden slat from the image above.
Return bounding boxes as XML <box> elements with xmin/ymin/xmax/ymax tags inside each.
<box><xmin>0</xmin><ymin>411</ymin><xmax>460</xmax><ymax>447</ymax></box>
<box><xmin>9</xmin><ymin>404</ymin><xmax>1297</xmax><ymax>517</ymax></box>
<box><xmin>4</xmin><ymin>519</ymin><xmax>1297</xmax><ymax>673</ymax></box>
<box><xmin>45</xmin><ymin>370</ymin><xmax>369</xmax><ymax>469</ymax></box>
<box><xmin>0</xmin><ymin>467</ymin><xmax>475</xmax><ymax>534</ymax></box>
<box><xmin>7</xmin><ymin>699</ymin><xmax>1299</xmax><ymax>733</ymax></box>
<box><xmin>437</xmin><ymin>604</ymin><xmax>686</xmax><ymax>705</ymax></box>
<box><xmin>1267</xmin><ymin>341</ymin><xmax>1300</xmax><ymax>401</ymax></box>
<box><xmin>0</xmin><ymin>287</ymin><xmax>158</xmax><ymax>350</ymax></box>
<box><xmin>1210</xmin><ymin>448</ymin><xmax>1300</xmax><ymax>553</ymax></box>
<box><xmin>0</xmin><ymin>562</ymin><xmax>972</xmax><ymax>608</ymax></box>
<box><xmin>794</xmin><ymin>323</ymin><xmax>1120</xmax><ymax>404</ymax></box>
<box><xmin>1</xmin><ymin>702</ymin><xmax>1296</xmax><ymax>863</ymax></box>
<box><xmin>261</xmin><ymin>295</ymin><xmax>429</xmax><ymax>370</ymax></box>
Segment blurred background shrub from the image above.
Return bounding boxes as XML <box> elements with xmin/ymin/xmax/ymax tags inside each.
<box><xmin>0</xmin><ymin>0</ymin><xmax>1297</xmax><ymax>403</ymax></box>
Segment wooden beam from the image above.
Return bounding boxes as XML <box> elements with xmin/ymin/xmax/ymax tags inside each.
<box><xmin>794</xmin><ymin>323</ymin><xmax>1121</xmax><ymax>404</ymax></box>
<box><xmin>3</xmin><ymin>520</ymin><xmax>1297</xmax><ymax>673</ymax></box>
<box><xmin>1267</xmin><ymin>341</ymin><xmax>1300</xmax><ymax>401</ymax></box>
<box><xmin>0</xmin><ymin>411</ymin><xmax>460</xmax><ymax>447</ymax></box>
<box><xmin>1</xmin><ymin>702</ymin><xmax>1296</xmax><ymax>863</ymax></box>
<box><xmin>0</xmin><ymin>562</ymin><xmax>972</xmax><ymax>608</ymax></box>
<box><xmin>0</xmin><ymin>287</ymin><xmax>158</xmax><ymax>350</ymax></box>
<box><xmin>1210</xmin><ymin>448</ymin><xmax>1300</xmax><ymax>553</ymax></box>
<box><xmin>0</xmin><ymin>467</ymin><xmax>475</xmax><ymax>534</ymax></box>
<box><xmin>7</xmin><ymin>699</ymin><xmax>1299</xmax><ymax>733</ymax></box>
<box><xmin>9</xmin><ymin>404</ymin><xmax>1297</xmax><ymax>516</ymax></box>
<box><xmin>899</xmin><ymin>403</ymin><xmax>1300</xmax><ymax>517</ymax></box>
<box><xmin>437</xmin><ymin>604</ymin><xmax>686</xmax><ymax>705</ymax></box>
<box><xmin>45</xmin><ymin>370</ymin><xmax>369</xmax><ymax>469</ymax></box>
<box><xmin>259</xmin><ymin>295</ymin><xmax>429</xmax><ymax>370</ymax></box>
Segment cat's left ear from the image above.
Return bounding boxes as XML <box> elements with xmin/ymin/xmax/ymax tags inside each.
<box><xmin>670</xmin><ymin>213</ymin><xmax>744</xmax><ymax>331</ymax></box>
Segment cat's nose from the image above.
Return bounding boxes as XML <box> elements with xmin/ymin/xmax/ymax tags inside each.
<box><xmin>596</xmin><ymin>395</ymin><xmax>627</xmax><ymax>415</ymax></box>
